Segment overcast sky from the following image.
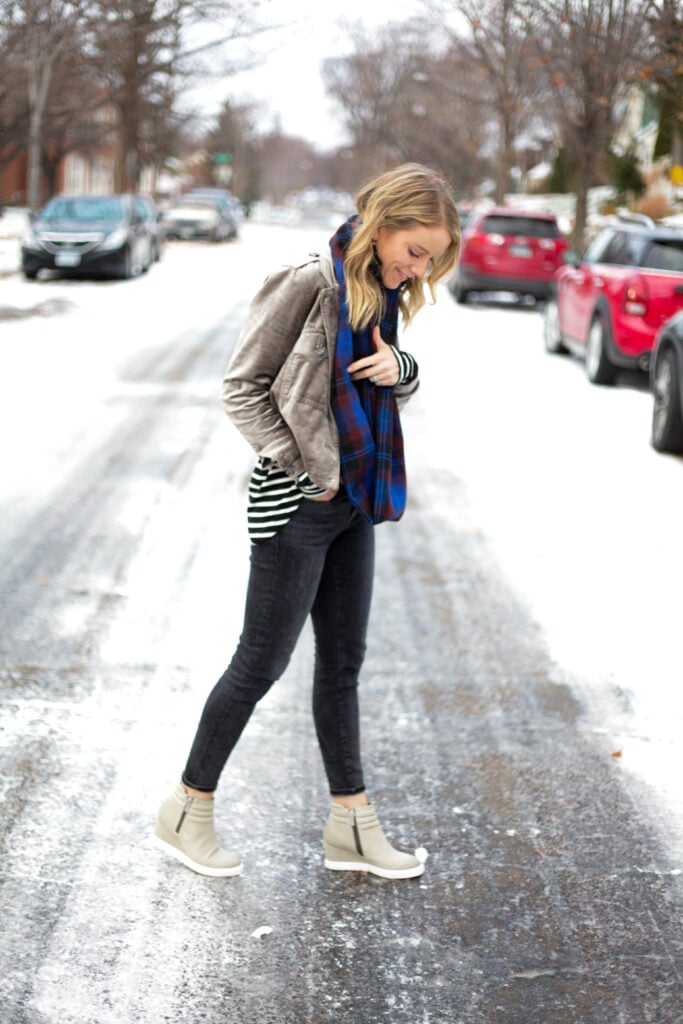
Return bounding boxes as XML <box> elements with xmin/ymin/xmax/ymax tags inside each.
<box><xmin>195</xmin><ymin>0</ymin><xmax>429</xmax><ymax>150</ymax></box>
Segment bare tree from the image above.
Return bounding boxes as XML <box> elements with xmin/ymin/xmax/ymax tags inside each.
<box><xmin>642</xmin><ymin>0</ymin><xmax>683</xmax><ymax>164</ymax></box>
<box><xmin>0</xmin><ymin>0</ymin><xmax>90</xmax><ymax>209</ymax></box>
<box><xmin>322</xmin><ymin>20</ymin><xmax>488</xmax><ymax>192</ymax></box>
<box><xmin>322</xmin><ymin>21</ymin><xmax>420</xmax><ymax>180</ymax></box>
<box><xmin>526</xmin><ymin>0</ymin><xmax>643</xmax><ymax>247</ymax></box>
<box><xmin>426</xmin><ymin>0</ymin><xmax>543</xmax><ymax>202</ymax></box>
<box><xmin>0</xmin><ymin>0</ymin><xmax>275</xmax><ymax>204</ymax></box>
<box><xmin>0</xmin><ymin>21</ymin><xmax>28</xmax><ymax>181</ymax></box>
<box><xmin>87</xmin><ymin>0</ymin><xmax>274</xmax><ymax>192</ymax></box>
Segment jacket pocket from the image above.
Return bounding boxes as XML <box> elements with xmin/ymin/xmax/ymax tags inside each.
<box><xmin>276</xmin><ymin>348</ymin><xmax>330</xmax><ymax>412</ymax></box>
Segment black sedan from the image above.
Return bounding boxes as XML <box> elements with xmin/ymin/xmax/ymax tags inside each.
<box><xmin>21</xmin><ymin>194</ymin><xmax>156</xmax><ymax>280</ymax></box>
<box><xmin>650</xmin><ymin>310</ymin><xmax>683</xmax><ymax>452</ymax></box>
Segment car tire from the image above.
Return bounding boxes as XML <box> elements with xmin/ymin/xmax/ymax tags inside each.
<box><xmin>543</xmin><ymin>298</ymin><xmax>568</xmax><ymax>354</ymax></box>
<box><xmin>23</xmin><ymin>268</ymin><xmax>38</xmax><ymax>280</ymax></box>
<box><xmin>585</xmin><ymin>314</ymin><xmax>617</xmax><ymax>385</ymax></box>
<box><xmin>651</xmin><ymin>348</ymin><xmax>683</xmax><ymax>452</ymax></box>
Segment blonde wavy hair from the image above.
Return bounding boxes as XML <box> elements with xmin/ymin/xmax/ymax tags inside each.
<box><xmin>344</xmin><ymin>163</ymin><xmax>461</xmax><ymax>330</ymax></box>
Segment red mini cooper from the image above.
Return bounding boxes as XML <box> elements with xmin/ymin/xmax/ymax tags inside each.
<box><xmin>449</xmin><ymin>207</ymin><xmax>569</xmax><ymax>303</ymax></box>
<box><xmin>543</xmin><ymin>216</ymin><xmax>683</xmax><ymax>384</ymax></box>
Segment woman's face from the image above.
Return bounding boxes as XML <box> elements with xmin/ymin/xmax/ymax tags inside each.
<box><xmin>374</xmin><ymin>224</ymin><xmax>452</xmax><ymax>289</ymax></box>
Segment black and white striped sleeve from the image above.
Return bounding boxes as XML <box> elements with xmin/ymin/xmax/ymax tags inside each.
<box><xmin>391</xmin><ymin>348</ymin><xmax>418</xmax><ymax>385</ymax></box>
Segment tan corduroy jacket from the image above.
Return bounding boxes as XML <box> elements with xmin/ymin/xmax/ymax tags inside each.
<box><xmin>222</xmin><ymin>253</ymin><xmax>419</xmax><ymax>492</ymax></box>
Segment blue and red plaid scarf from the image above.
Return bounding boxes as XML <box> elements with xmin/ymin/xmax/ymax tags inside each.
<box><xmin>329</xmin><ymin>218</ymin><xmax>406</xmax><ymax>524</ymax></box>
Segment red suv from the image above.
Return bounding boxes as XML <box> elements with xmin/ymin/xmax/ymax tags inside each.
<box><xmin>543</xmin><ymin>217</ymin><xmax>683</xmax><ymax>384</ymax></box>
<box><xmin>449</xmin><ymin>207</ymin><xmax>569</xmax><ymax>303</ymax></box>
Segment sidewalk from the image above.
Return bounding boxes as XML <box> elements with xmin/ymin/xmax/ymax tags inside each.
<box><xmin>0</xmin><ymin>207</ymin><xmax>27</xmax><ymax>276</ymax></box>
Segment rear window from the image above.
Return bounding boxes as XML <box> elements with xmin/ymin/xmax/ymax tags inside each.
<box><xmin>479</xmin><ymin>215</ymin><xmax>560</xmax><ymax>239</ymax></box>
<box><xmin>641</xmin><ymin>239</ymin><xmax>683</xmax><ymax>273</ymax></box>
<box><xmin>598</xmin><ymin>231</ymin><xmax>645</xmax><ymax>266</ymax></box>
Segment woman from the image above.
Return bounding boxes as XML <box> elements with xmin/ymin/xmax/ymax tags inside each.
<box><xmin>154</xmin><ymin>163</ymin><xmax>460</xmax><ymax>880</ymax></box>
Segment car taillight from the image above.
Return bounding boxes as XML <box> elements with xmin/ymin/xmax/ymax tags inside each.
<box><xmin>539</xmin><ymin>238</ymin><xmax>557</xmax><ymax>251</ymax></box>
<box><xmin>466</xmin><ymin>232</ymin><xmax>492</xmax><ymax>249</ymax></box>
<box><xmin>623</xmin><ymin>275</ymin><xmax>649</xmax><ymax>316</ymax></box>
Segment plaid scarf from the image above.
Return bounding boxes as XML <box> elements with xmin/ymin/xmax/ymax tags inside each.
<box><xmin>329</xmin><ymin>218</ymin><xmax>406</xmax><ymax>524</ymax></box>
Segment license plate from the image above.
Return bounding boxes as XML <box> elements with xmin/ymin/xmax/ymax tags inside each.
<box><xmin>180</xmin><ymin>228</ymin><xmax>194</xmax><ymax>238</ymax></box>
<box><xmin>55</xmin><ymin>252</ymin><xmax>81</xmax><ymax>267</ymax></box>
<box><xmin>509</xmin><ymin>244</ymin><xmax>532</xmax><ymax>258</ymax></box>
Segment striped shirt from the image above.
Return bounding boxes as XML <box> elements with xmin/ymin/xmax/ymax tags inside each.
<box><xmin>246</xmin><ymin>348</ymin><xmax>418</xmax><ymax>543</ymax></box>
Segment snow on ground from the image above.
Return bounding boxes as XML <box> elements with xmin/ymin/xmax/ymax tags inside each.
<box><xmin>0</xmin><ymin>206</ymin><xmax>26</xmax><ymax>275</ymax></box>
<box><xmin>2</xmin><ymin>222</ymin><xmax>682</xmax><ymax>858</ymax></box>
<box><xmin>404</xmin><ymin>291</ymin><xmax>683</xmax><ymax>856</ymax></box>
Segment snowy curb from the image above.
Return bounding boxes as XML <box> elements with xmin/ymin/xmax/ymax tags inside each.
<box><xmin>0</xmin><ymin>208</ymin><xmax>28</xmax><ymax>277</ymax></box>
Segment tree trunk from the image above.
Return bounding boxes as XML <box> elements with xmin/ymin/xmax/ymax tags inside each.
<box><xmin>573</xmin><ymin>144</ymin><xmax>593</xmax><ymax>252</ymax></box>
<box><xmin>26</xmin><ymin>47</ymin><xmax>54</xmax><ymax>210</ymax></box>
<box><xmin>26</xmin><ymin>22</ymin><xmax>69</xmax><ymax>211</ymax></box>
<box><xmin>27</xmin><ymin>105</ymin><xmax>43</xmax><ymax>210</ymax></box>
<box><xmin>495</xmin><ymin>111</ymin><xmax>514</xmax><ymax>204</ymax></box>
<box><xmin>495</xmin><ymin>152</ymin><xmax>507</xmax><ymax>204</ymax></box>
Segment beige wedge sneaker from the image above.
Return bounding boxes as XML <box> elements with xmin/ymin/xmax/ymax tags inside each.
<box><xmin>153</xmin><ymin>784</ymin><xmax>242</xmax><ymax>877</ymax></box>
<box><xmin>323</xmin><ymin>802</ymin><xmax>424</xmax><ymax>879</ymax></box>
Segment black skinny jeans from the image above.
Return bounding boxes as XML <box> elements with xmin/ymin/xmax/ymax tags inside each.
<box><xmin>182</xmin><ymin>490</ymin><xmax>374</xmax><ymax>796</ymax></box>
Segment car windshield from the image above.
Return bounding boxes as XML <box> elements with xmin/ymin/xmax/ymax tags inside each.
<box><xmin>41</xmin><ymin>197</ymin><xmax>125</xmax><ymax>222</ymax></box>
<box><xmin>641</xmin><ymin>239</ymin><xmax>683</xmax><ymax>273</ymax></box>
<box><xmin>480</xmin><ymin>215</ymin><xmax>560</xmax><ymax>238</ymax></box>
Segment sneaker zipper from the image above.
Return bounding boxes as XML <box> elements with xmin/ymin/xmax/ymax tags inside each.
<box><xmin>350</xmin><ymin>809</ymin><xmax>363</xmax><ymax>856</ymax></box>
<box><xmin>175</xmin><ymin>795</ymin><xmax>193</xmax><ymax>834</ymax></box>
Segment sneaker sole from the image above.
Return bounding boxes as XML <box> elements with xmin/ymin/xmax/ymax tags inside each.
<box><xmin>152</xmin><ymin>834</ymin><xmax>243</xmax><ymax>877</ymax></box>
<box><xmin>324</xmin><ymin>857</ymin><xmax>425</xmax><ymax>880</ymax></box>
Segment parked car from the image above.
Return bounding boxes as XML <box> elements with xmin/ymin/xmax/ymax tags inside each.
<box><xmin>544</xmin><ymin>215</ymin><xmax>683</xmax><ymax>384</ymax></box>
<box><xmin>21</xmin><ymin>194</ymin><xmax>157</xmax><ymax>280</ymax></box>
<box><xmin>188</xmin><ymin>187</ymin><xmax>243</xmax><ymax>228</ymax></box>
<box><xmin>649</xmin><ymin>311</ymin><xmax>683</xmax><ymax>452</ymax></box>
<box><xmin>449</xmin><ymin>207</ymin><xmax>569</xmax><ymax>303</ymax></box>
<box><xmin>163</xmin><ymin>194</ymin><xmax>237</xmax><ymax>241</ymax></box>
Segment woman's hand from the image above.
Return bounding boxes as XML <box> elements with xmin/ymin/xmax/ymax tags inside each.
<box><xmin>347</xmin><ymin>326</ymin><xmax>399</xmax><ymax>387</ymax></box>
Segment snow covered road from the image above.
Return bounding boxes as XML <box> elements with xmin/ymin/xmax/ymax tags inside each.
<box><xmin>0</xmin><ymin>224</ymin><xmax>681</xmax><ymax>1023</ymax></box>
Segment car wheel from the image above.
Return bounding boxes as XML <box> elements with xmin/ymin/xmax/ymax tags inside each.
<box><xmin>543</xmin><ymin>298</ymin><xmax>568</xmax><ymax>354</ymax></box>
<box><xmin>651</xmin><ymin>348</ymin><xmax>683</xmax><ymax>452</ymax></box>
<box><xmin>23</xmin><ymin>268</ymin><xmax>38</xmax><ymax>280</ymax></box>
<box><xmin>585</xmin><ymin>315</ymin><xmax>617</xmax><ymax>385</ymax></box>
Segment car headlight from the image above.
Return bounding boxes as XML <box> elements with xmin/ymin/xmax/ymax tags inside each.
<box><xmin>21</xmin><ymin>229</ymin><xmax>42</xmax><ymax>251</ymax></box>
<box><xmin>96</xmin><ymin>226</ymin><xmax>128</xmax><ymax>252</ymax></box>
